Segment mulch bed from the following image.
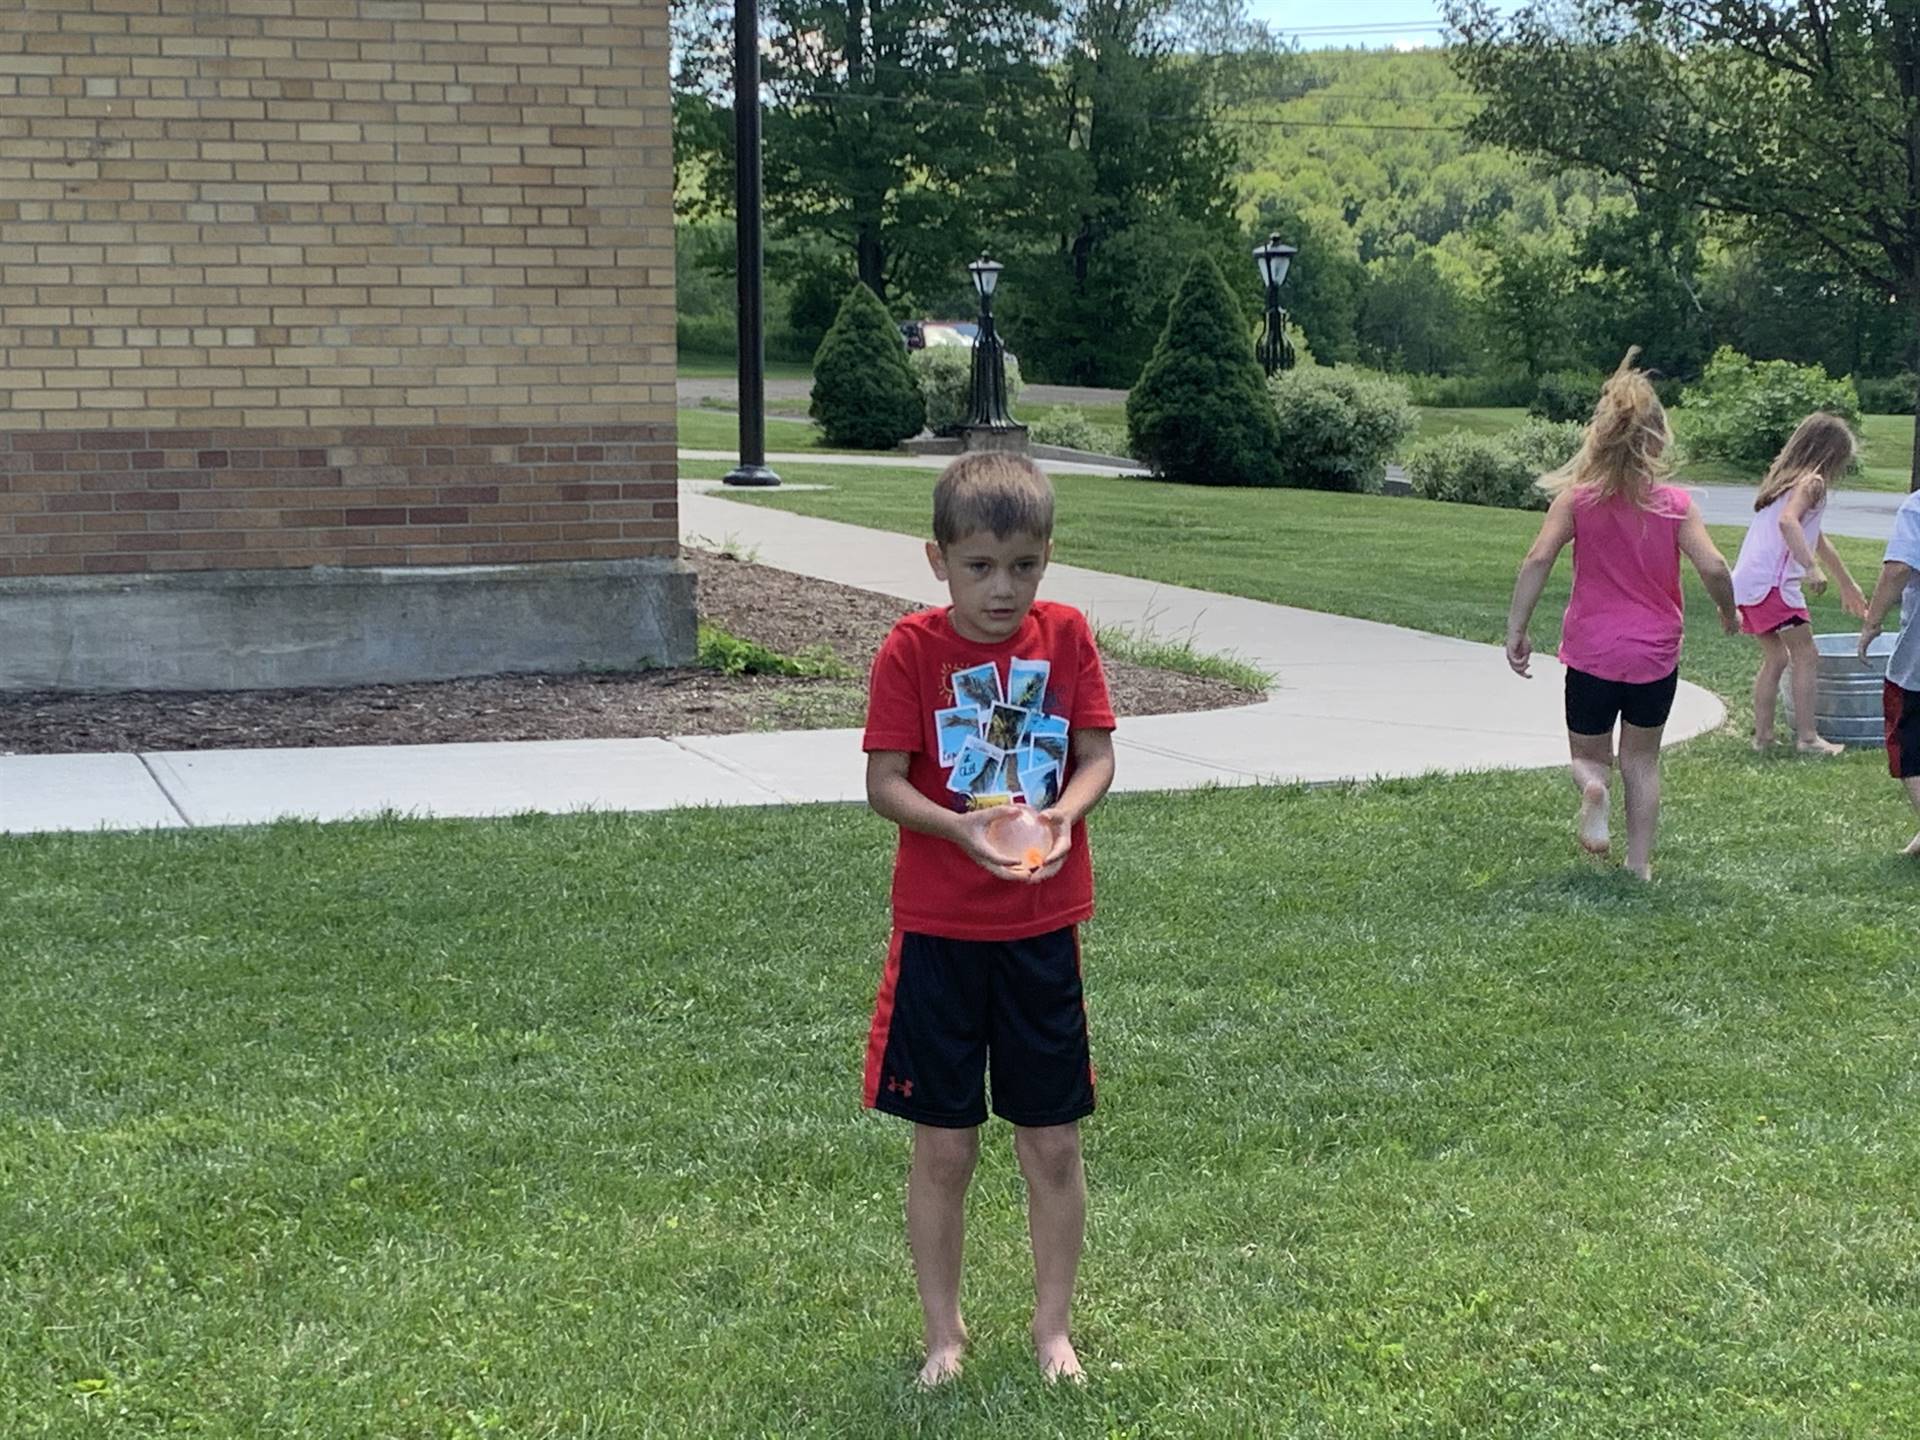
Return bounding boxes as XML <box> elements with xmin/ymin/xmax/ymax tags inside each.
<box><xmin>0</xmin><ymin>549</ymin><xmax>1260</xmax><ymax>755</ymax></box>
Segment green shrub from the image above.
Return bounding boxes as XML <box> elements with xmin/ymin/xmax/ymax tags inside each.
<box><xmin>1404</xmin><ymin>417</ymin><xmax>1581</xmax><ymax>511</ymax></box>
<box><xmin>1503</xmin><ymin>416</ymin><xmax>1586</xmax><ymax>476</ymax></box>
<box><xmin>909</xmin><ymin>344</ymin><xmax>1025</xmax><ymax>437</ymax></box>
<box><xmin>1856</xmin><ymin>373</ymin><xmax>1918</xmax><ymax>416</ymax></box>
<box><xmin>697</xmin><ymin>624</ymin><xmax>849</xmax><ymax>679</ymax></box>
<box><xmin>809</xmin><ymin>283</ymin><xmax>925</xmax><ymax>449</ymax></box>
<box><xmin>1267</xmin><ymin>366</ymin><xmax>1417</xmax><ymax>493</ymax></box>
<box><xmin>1402</xmin><ymin>370</ymin><xmax>1536</xmax><ymax>407</ymax></box>
<box><xmin>1529</xmin><ymin>369</ymin><xmax>1603</xmax><ymax>423</ymax></box>
<box><xmin>1126</xmin><ymin>254</ymin><xmax>1282</xmax><ymax>486</ymax></box>
<box><xmin>1027</xmin><ymin>406</ymin><xmax>1127</xmax><ymax>457</ymax></box>
<box><xmin>1405</xmin><ymin>433</ymin><xmax>1542</xmax><ymax>511</ymax></box>
<box><xmin>1677</xmin><ymin>347</ymin><xmax>1859</xmax><ymax>468</ymax></box>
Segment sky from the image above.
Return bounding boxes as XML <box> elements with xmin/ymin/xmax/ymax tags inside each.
<box><xmin>1243</xmin><ymin>0</ymin><xmax>1520</xmax><ymax>50</ymax></box>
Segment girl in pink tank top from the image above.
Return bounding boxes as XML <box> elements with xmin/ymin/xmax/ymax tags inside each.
<box><xmin>1730</xmin><ymin>412</ymin><xmax>1868</xmax><ymax>754</ymax></box>
<box><xmin>1505</xmin><ymin>349</ymin><xmax>1738</xmax><ymax>880</ymax></box>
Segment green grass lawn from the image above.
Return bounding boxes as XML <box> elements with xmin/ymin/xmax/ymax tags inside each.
<box><xmin>9</xmin><ymin>458</ymin><xmax>1918</xmax><ymax>1434</ymax></box>
<box><xmin>675</xmin><ymin>406</ymin><xmax>824</xmax><ymax>453</ymax></box>
<box><xmin>5</xmin><ymin>767</ymin><xmax>1919</xmax><ymax>1435</ymax></box>
<box><xmin>1414</xmin><ymin>408</ymin><xmax>1916</xmax><ymax>493</ymax></box>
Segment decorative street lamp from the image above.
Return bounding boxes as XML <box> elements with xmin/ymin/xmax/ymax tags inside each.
<box><xmin>1253</xmin><ymin>233</ymin><xmax>1298</xmax><ymax>378</ymax></box>
<box><xmin>960</xmin><ymin>254</ymin><xmax>1026</xmax><ymax>452</ymax></box>
<box><xmin>723</xmin><ymin>0</ymin><xmax>779</xmax><ymax>487</ymax></box>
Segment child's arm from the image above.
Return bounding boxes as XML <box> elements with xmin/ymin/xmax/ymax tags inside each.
<box><xmin>1677</xmin><ymin>500</ymin><xmax>1739</xmax><ymax>634</ymax></box>
<box><xmin>1505</xmin><ymin>491</ymin><xmax>1576</xmax><ymax>677</ymax></box>
<box><xmin>1031</xmin><ymin>728</ymin><xmax>1116</xmax><ymax>881</ymax></box>
<box><xmin>1859</xmin><ymin>560</ymin><xmax>1916</xmax><ymax>660</ymax></box>
<box><xmin>866</xmin><ymin>751</ymin><xmax>1030</xmax><ymax>882</ymax></box>
<box><xmin>1814</xmin><ymin>533</ymin><xmax>1868</xmax><ymax>617</ymax></box>
<box><xmin>1779</xmin><ymin>475</ymin><xmax>1827</xmax><ymax>594</ymax></box>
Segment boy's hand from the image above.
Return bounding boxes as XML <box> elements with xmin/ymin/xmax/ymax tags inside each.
<box><xmin>1022</xmin><ymin>809</ymin><xmax>1074</xmax><ymax>883</ymax></box>
<box><xmin>1505</xmin><ymin>631</ymin><xmax>1532</xmax><ymax>678</ymax></box>
<box><xmin>1719</xmin><ymin>606</ymin><xmax>1740</xmax><ymax>635</ymax></box>
<box><xmin>1860</xmin><ymin>618</ymin><xmax>1885</xmax><ymax>660</ymax></box>
<box><xmin>948</xmin><ymin>807</ymin><xmax>1034</xmax><ymax>882</ymax></box>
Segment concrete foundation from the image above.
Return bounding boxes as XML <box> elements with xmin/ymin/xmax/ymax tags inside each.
<box><xmin>0</xmin><ymin>558</ymin><xmax>697</xmax><ymax>692</ymax></box>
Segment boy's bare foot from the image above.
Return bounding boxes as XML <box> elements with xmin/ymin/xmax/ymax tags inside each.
<box><xmin>1751</xmin><ymin>733</ymin><xmax>1773</xmax><ymax>752</ymax></box>
<box><xmin>1796</xmin><ymin>736</ymin><xmax>1845</xmax><ymax>757</ymax></box>
<box><xmin>1626</xmin><ymin>862</ymin><xmax>1653</xmax><ymax>882</ymax></box>
<box><xmin>917</xmin><ymin>1330</ymin><xmax>967</xmax><ymax>1389</ymax></box>
<box><xmin>1576</xmin><ymin>780</ymin><xmax>1610</xmax><ymax>855</ymax></box>
<box><xmin>1034</xmin><ymin>1331</ymin><xmax>1085</xmax><ymax>1385</ymax></box>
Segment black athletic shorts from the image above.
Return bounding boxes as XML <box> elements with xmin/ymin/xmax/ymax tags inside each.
<box><xmin>1887</xmin><ymin>682</ymin><xmax>1920</xmax><ymax>780</ymax></box>
<box><xmin>1564</xmin><ymin>665</ymin><xmax>1680</xmax><ymax>736</ymax></box>
<box><xmin>863</xmin><ymin>926</ymin><xmax>1095</xmax><ymax>1129</ymax></box>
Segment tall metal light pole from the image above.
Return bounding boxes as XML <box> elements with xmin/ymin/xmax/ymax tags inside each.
<box><xmin>723</xmin><ymin>0</ymin><xmax>779</xmax><ymax>487</ymax></box>
<box><xmin>1253</xmin><ymin>233</ymin><xmax>1298</xmax><ymax>378</ymax></box>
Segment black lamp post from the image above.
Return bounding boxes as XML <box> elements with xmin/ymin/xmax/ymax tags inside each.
<box><xmin>962</xmin><ymin>254</ymin><xmax>1019</xmax><ymax>434</ymax></box>
<box><xmin>1254</xmin><ymin>233</ymin><xmax>1298</xmax><ymax>378</ymax></box>
<box><xmin>723</xmin><ymin>0</ymin><xmax>779</xmax><ymax>487</ymax></box>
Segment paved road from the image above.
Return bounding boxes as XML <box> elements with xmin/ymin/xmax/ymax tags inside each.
<box><xmin>1690</xmin><ymin>483</ymin><xmax>1904</xmax><ymax>543</ymax></box>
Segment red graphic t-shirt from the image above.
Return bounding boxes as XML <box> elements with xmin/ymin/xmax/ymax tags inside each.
<box><xmin>863</xmin><ymin>600</ymin><xmax>1116</xmax><ymax>941</ymax></box>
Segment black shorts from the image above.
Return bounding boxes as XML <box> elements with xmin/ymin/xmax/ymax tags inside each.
<box><xmin>1565</xmin><ymin>665</ymin><xmax>1680</xmax><ymax>736</ymax></box>
<box><xmin>1887</xmin><ymin>682</ymin><xmax>1920</xmax><ymax>779</ymax></box>
<box><xmin>863</xmin><ymin>926</ymin><xmax>1095</xmax><ymax>1129</ymax></box>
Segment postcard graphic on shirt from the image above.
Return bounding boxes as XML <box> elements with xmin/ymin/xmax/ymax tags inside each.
<box><xmin>951</xmin><ymin>662</ymin><xmax>1003</xmax><ymax>715</ymax></box>
<box><xmin>939</xmin><ymin>656</ymin><xmax>1066</xmax><ymax>810</ymax></box>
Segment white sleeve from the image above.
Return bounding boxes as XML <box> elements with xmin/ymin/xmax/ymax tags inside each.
<box><xmin>1889</xmin><ymin>497</ymin><xmax>1920</xmax><ymax>571</ymax></box>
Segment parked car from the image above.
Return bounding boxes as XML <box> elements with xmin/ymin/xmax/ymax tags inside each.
<box><xmin>898</xmin><ymin>320</ymin><xmax>925</xmax><ymax>351</ymax></box>
<box><xmin>915</xmin><ymin>320</ymin><xmax>1014</xmax><ymax>365</ymax></box>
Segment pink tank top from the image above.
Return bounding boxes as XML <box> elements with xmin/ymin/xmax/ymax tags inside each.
<box><xmin>1558</xmin><ymin>484</ymin><xmax>1689</xmax><ymax>684</ymax></box>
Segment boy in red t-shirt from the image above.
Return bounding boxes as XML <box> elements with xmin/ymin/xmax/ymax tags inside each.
<box><xmin>862</xmin><ymin>452</ymin><xmax>1117</xmax><ymax>1388</ymax></box>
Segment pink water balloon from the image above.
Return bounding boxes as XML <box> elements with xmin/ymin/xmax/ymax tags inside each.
<box><xmin>984</xmin><ymin>805</ymin><xmax>1053</xmax><ymax>872</ymax></box>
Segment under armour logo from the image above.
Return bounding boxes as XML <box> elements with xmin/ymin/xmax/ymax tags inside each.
<box><xmin>887</xmin><ymin>1075</ymin><xmax>914</xmax><ymax>1098</ymax></box>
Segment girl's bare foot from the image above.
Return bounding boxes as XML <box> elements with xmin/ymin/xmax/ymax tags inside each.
<box><xmin>1034</xmin><ymin>1331</ymin><xmax>1085</xmax><ymax>1385</ymax></box>
<box><xmin>917</xmin><ymin>1331</ymin><xmax>967</xmax><ymax>1389</ymax></box>
<box><xmin>1576</xmin><ymin>780</ymin><xmax>1610</xmax><ymax>855</ymax></box>
<box><xmin>1903</xmin><ymin>831</ymin><xmax>1920</xmax><ymax>857</ymax></box>
<box><xmin>1751</xmin><ymin>733</ymin><xmax>1773</xmax><ymax>752</ymax></box>
<box><xmin>1626</xmin><ymin>861</ymin><xmax>1653</xmax><ymax>882</ymax></box>
<box><xmin>1796</xmin><ymin>735</ymin><xmax>1845</xmax><ymax>757</ymax></box>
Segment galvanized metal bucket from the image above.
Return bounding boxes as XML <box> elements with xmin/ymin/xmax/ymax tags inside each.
<box><xmin>1782</xmin><ymin>632</ymin><xmax>1898</xmax><ymax>748</ymax></box>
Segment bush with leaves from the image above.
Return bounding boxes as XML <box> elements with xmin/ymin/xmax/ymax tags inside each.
<box><xmin>909</xmin><ymin>344</ymin><xmax>1025</xmax><ymax>437</ymax></box>
<box><xmin>1027</xmin><ymin>406</ymin><xmax>1127</xmax><ymax>457</ymax></box>
<box><xmin>1677</xmin><ymin>347</ymin><xmax>1858</xmax><ymax>468</ymax></box>
<box><xmin>1405</xmin><ymin>433</ymin><xmax>1540</xmax><ymax>510</ymax></box>
<box><xmin>1405</xmin><ymin>417</ymin><xmax>1582</xmax><ymax>511</ymax></box>
<box><xmin>1402</xmin><ymin>370</ymin><xmax>1536</xmax><ymax>408</ymax></box>
<box><xmin>1267</xmin><ymin>366</ymin><xmax>1417</xmax><ymax>493</ymax></box>
<box><xmin>809</xmin><ymin>284</ymin><xmax>925</xmax><ymax>449</ymax></box>
<box><xmin>1856</xmin><ymin>373</ymin><xmax>1918</xmax><ymax>416</ymax></box>
<box><xmin>1529</xmin><ymin>369</ymin><xmax>1603</xmax><ymax>423</ymax></box>
<box><xmin>1126</xmin><ymin>254</ymin><xmax>1282</xmax><ymax>486</ymax></box>
<box><xmin>1503</xmin><ymin>416</ymin><xmax>1586</xmax><ymax>476</ymax></box>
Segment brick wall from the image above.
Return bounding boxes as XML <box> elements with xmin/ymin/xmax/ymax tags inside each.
<box><xmin>0</xmin><ymin>0</ymin><xmax>677</xmax><ymax>579</ymax></box>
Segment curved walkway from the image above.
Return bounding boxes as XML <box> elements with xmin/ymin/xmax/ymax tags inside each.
<box><xmin>1</xmin><ymin>482</ymin><xmax>1724</xmax><ymax>835</ymax></box>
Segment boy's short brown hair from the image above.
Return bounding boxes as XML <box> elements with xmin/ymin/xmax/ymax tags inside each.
<box><xmin>932</xmin><ymin>453</ymin><xmax>1055</xmax><ymax>548</ymax></box>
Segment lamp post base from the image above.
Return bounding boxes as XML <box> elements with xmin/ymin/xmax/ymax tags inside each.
<box><xmin>722</xmin><ymin>463</ymin><xmax>782</xmax><ymax>487</ymax></box>
<box><xmin>958</xmin><ymin>423</ymin><xmax>1030</xmax><ymax>456</ymax></box>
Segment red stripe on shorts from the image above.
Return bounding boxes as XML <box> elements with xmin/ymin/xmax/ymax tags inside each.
<box><xmin>862</xmin><ymin>929</ymin><xmax>906</xmax><ymax>1108</ymax></box>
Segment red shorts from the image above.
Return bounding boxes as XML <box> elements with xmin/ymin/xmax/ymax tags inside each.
<box><xmin>1738</xmin><ymin>587</ymin><xmax>1810</xmax><ymax>635</ymax></box>
<box><xmin>1887</xmin><ymin>682</ymin><xmax>1920</xmax><ymax>780</ymax></box>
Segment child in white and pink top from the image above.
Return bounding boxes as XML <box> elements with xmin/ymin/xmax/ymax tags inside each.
<box><xmin>1506</xmin><ymin>350</ymin><xmax>1739</xmax><ymax>880</ymax></box>
<box><xmin>1730</xmin><ymin>412</ymin><xmax>1868</xmax><ymax>754</ymax></box>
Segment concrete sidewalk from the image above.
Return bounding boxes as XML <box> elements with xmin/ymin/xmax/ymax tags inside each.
<box><xmin>2</xmin><ymin>480</ymin><xmax>1726</xmax><ymax>836</ymax></box>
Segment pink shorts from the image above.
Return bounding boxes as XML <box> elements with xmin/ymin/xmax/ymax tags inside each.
<box><xmin>1738</xmin><ymin>587</ymin><xmax>1810</xmax><ymax>636</ymax></box>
